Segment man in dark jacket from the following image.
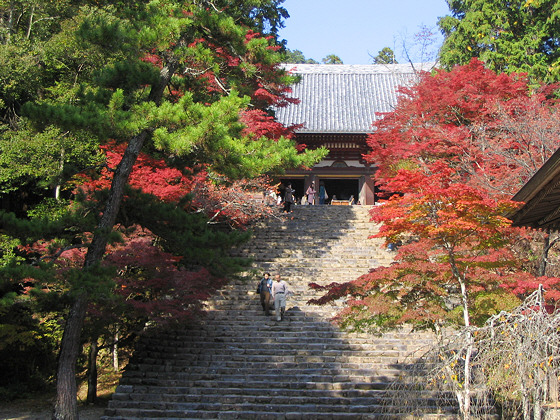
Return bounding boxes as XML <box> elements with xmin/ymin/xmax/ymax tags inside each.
<box><xmin>283</xmin><ymin>183</ymin><xmax>295</xmax><ymax>213</ymax></box>
<box><xmin>258</xmin><ymin>272</ymin><xmax>273</xmax><ymax>315</ymax></box>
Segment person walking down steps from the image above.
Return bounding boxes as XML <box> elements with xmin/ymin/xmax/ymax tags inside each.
<box><xmin>257</xmin><ymin>272</ymin><xmax>273</xmax><ymax>316</ymax></box>
<box><xmin>272</xmin><ymin>274</ymin><xmax>290</xmax><ymax>321</ymax></box>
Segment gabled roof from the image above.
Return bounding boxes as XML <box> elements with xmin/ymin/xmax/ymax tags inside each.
<box><xmin>275</xmin><ymin>63</ymin><xmax>433</xmax><ymax>134</ymax></box>
<box><xmin>511</xmin><ymin>147</ymin><xmax>560</xmax><ymax>231</ymax></box>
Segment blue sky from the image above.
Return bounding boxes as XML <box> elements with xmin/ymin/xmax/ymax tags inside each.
<box><xmin>278</xmin><ymin>0</ymin><xmax>451</xmax><ymax>65</ymax></box>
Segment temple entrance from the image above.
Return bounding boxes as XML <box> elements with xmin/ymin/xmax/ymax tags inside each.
<box><xmin>322</xmin><ymin>179</ymin><xmax>359</xmax><ymax>203</ymax></box>
<box><xmin>277</xmin><ymin>178</ymin><xmax>364</xmax><ymax>204</ymax></box>
<box><xmin>278</xmin><ymin>178</ymin><xmax>305</xmax><ymax>203</ymax></box>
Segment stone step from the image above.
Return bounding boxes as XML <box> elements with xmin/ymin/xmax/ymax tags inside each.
<box><xmin>127</xmin><ymin>354</ymin><xmax>430</xmax><ymax>369</ymax></box>
<box><xmin>103</xmin><ymin>412</ymin><xmax>456</xmax><ymax>420</ymax></box>
<box><xmin>126</xmin><ymin>353</ymin><xmax>424</xmax><ymax>367</ymax></box>
<box><xmin>108</xmin><ymin>391</ymin><xmax>455</xmax><ymax>415</ymax></box>
<box><xmin>109</xmin><ymin>385</ymin><xmax>406</xmax><ymax>397</ymax></box>
<box><xmin>103</xmin><ymin>397</ymin><xmax>459</xmax><ymax>420</ymax></box>
<box><xmin>133</xmin><ymin>339</ymin><xmax>433</xmax><ymax>354</ymax></box>
<box><xmin>134</xmin><ymin>336</ymin><xmax>436</xmax><ymax>354</ymax></box>
<box><xmin>102</xmin><ymin>408</ymin><xmax>457</xmax><ymax>420</ymax></box>
<box><xmin>136</xmin><ymin>334</ymin><xmax>435</xmax><ymax>347</ymax></box>
<box><xmin>105</xmin><ymin>400</ymin><xmax>457</xmax><ymax>414</ymax></box>
<box><xmin>109</xmin><ymin>385</ymin><xmax>453</xmax><ymax>400</ymax></box>
<box><xmin>119</xmin><ymin>371</ymin><xmax>409</xmax><ymax>385</ymax></box>
<box><xmin>116</xmin><ymin>379</ymin><xmax>399</xmax><ymax>392</ymax></box>
<box><xmin>123</xmin><ymin>360</ymin><xmax>432</xmax><ymax>373</ymax></box>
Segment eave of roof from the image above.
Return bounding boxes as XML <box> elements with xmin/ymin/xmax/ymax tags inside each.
<box><xmin>511</xmin><ymin>147</ymin><xmax>560</xmax><ymax>230</ymax></box>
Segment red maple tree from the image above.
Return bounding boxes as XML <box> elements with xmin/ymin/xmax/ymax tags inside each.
<box><xmin>313</xmin><ymin>59</ymin><xmax>560</xmax><ymax>329</ymax></box>
<box><xmin>309</xmin><ymin>59</ymin><xmax>560</xmax><ymax>417</ymax></box>
<box><xmin>77</xmin><ymin>140</ymin><xmax>275</xmax><ymax>229</ymax></box>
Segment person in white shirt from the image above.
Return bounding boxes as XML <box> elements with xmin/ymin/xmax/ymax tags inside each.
<box><xmin>271</xmin><ymin>274</ymin><xmax>290</xmax><ymax>321</ymax></box>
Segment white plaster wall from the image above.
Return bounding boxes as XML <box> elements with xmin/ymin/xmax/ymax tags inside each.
<box><xmin>313</xmin><ymin>160</ymin><xmax>363</xmax><ymax>168</ymax></box>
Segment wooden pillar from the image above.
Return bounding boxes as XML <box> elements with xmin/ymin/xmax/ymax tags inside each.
<box><xmin>360</xmin><ymin>175</ymin><xmax>375</xmax><ymax>205</ymax></box>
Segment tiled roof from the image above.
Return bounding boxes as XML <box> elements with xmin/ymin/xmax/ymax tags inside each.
<box><xmin>511</xmin><ymin>146</ymin><xmax>560</xmax><ymax>231</ymax></box>
<box><xmin>275</xmin><ymin>63</ymin><xmax>433</xmax><ymax>133</ymax></box>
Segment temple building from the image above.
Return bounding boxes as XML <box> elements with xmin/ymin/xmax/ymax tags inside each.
<box><xmin>511</xmin><ymin>146</ymin><xmax>560</xmax><ymax>230</ymax></box>
<box><xmin>274</xmin><ymin>63</ymin><xmax>431</xmax><ymax>205</ymax></box>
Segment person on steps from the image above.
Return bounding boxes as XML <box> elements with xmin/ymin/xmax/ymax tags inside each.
<box><xmin>272</xmin><ymin>274</ymin><xmax>290</xmax><ymax>321</ymax></box>
<box><xmin>318</xmin><ymin>182</ymin><xmax>328</xmax><ymax>205</ymax></box>
<box><xmin>258</xmin><ymin>272</ymin><xmax>273</xmax><ymax>315</ymax></box>
<box><xmin>306</xmin><ymin>181</ymin><xmax>316</xmax><ymax>205</ymax></box>
<box><xmin>283</xmin><ymin>183</ymin><xmax>295</xmax><ymax>213</ymax></box>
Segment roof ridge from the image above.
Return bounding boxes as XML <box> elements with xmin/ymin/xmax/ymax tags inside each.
<box><xmin>281</xmin><ymin>63</ymin><xmax>436</xmax><ymax>75</ymax></box>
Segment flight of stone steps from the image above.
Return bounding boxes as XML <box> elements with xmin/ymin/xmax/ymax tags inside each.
<box><xmin>102</xmin><ymin>205</ymin><xmax>460</xmax><ymax>419</ymax></box>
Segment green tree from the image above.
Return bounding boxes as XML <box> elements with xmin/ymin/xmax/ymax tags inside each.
<box><xmin>0</xmin><ymin>1</ymin><xmax>326</xmax><ymax>418</ymax></box>
<box><xmin>372</xmin><ymin>47</ymin><xmax>397</xmax><ymax>64</ymax></box>
<box><xmin>0</xmin><ymin>4</ymin><xmax>126</xmax><ymax>211</ymax></box>
<box><xmin>438</xmin><ymin>0</ymin><xmax>560</xmax><ymax>83</ymax></box>
<box><xmin>0</xmin><ymin>0</ymin><xmax>75</xmax><ymax>44</ymax></box>
<box><xmin>214</xmin><ymin>0</ymin><xmax>289</xmax><ymax>37</ymax></box>
<box><xmin>283</xmin><ymin>48</ymin><xmax>318</xmax><ymax>63</ymax></box>
<box><xmin>0</xmin><ymin>124</ymin><xmax>101</xmax><ymax>199</ymax></box>
<box><xmin>321</xmin><ymin>53</ymin><xmax>343</xmax><ymax>64</ymax></box>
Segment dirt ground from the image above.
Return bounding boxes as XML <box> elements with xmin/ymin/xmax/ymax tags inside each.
<box><xmin>0</xmin><ymin>395</ymin><xmax>109</xmax><ymax>420</ymax></box>
<box><xmin>1</xmin><ymin>342</ymin><xmax>124</xmax><ymax>419</ymax></box>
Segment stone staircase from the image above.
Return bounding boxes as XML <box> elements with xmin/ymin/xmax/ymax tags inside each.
<box><xmin>102</xmin><ymin>205</ymin><xmax>459</xmax><ymax>419</ymax></box>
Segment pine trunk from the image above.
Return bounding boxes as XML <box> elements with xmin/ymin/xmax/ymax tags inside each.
<box><xmin>52</xmin><ymin>296</ymin><xmax>88</xmax><ymax>420</ymax></box>
<box><xmin>86</xmin><ymin>338</ymin><xmax>99</xmax><ymax>404</ymax></box>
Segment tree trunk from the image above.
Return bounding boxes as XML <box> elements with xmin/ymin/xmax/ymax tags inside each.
<box><xmin>522</xmin><ymin>381</ymin><xmax>531</xmax><ymax>420</ymax></box>
<box><xmin>54</xmin><ymin>147</ymin><xmax>65</xmax><ymax>201</ymax></box>
<box><xmin>538</xmin><ymin>230</ymin><xmax>560</xmax><ymax>277</ymax></box>
<box><xmin>538</xmin><ymin>231</ymin><xmax>551</xmax><ymax>277</ymax></box>
<box><xmin>459</xmin><ymin>279</ymin><xmax>473</xmax><ymax>420</ymax></box>
<box><xmin>450</xmin><ymin>252</ymin><xmax>473</xmax><ymax>420</ymax></box>
<box><xmin>548</xmin><ymin>370</ymin><xmax>558</xmax><ymax>404</ymax></box>
<box><xmin>52</xmin><ymin>296</ymin><xmax>88</xmax><ymax>420</ymax></box>
<box><xmin>86</xmin><ymin>338</ymin><xmax>99</xmax><ymax>404</ymax></box>
<box><xmin>51</xmin><ymin>59</ymin><xmax>177</xmax><ymax>419</ymax></box>
<box><xmin>26</xmin><ymin>5</ymin><xmax>34</xmax><ymax>40</ymax></box>
<box><xmin>113</xmin><ymin>326</ymin><xmax>119</xmax><ymax>372</ymax></box>
<box><xmin>6</xmin><ymin>1</ymin><xmax>14</xmax><ymax>44</ymax></box>
<box><xmin>533</xmin><ymin>385</ymin><xmax>542</xmax><ymax>420</ymax></box>
<box><xmin>461</xmin><ymin>338</ymin><xmax>473</xmax><ymax>420</ymax></box>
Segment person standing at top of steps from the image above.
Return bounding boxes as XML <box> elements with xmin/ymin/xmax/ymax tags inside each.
<box><xmin>271</xmin><ymin>274</ymin><xmax>290</xmax><ymax>321</ymax></box>
<box><xmin>258</xmin><ymin>272</ymin><xmax>273</xmax><ymax>315</ymax></box>
<box><xmin>306</xmin><ymin>181</ymin><xmax>316</xmax><ymax>205</ymax></box>
<box><xmin>318</xmin><ymin>182</ymin><xmax>328</xmax><ymax>204</ymax></box>
<box><xmin>283</xmin><ymin>183</ymin><xmax>295</xmax><ymax>213</ymax></box>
